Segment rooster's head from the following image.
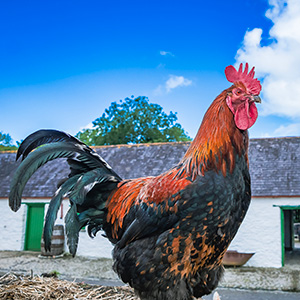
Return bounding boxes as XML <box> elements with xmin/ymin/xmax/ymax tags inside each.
<box><xmin>225</xmin><ymin>63</ymin><xmax>261</xmax><ymax>130</ymax></box>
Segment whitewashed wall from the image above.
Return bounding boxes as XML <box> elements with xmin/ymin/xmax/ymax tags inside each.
<box><xmin>229</xmin><ymin>197</ymin><xmax>300</xmax><ymax>268</ymax></box>
<box><xmin>77</xmin><ymin>231</ymin><xmax>113</xmax><ymax>258</ymax></box>
<box><xmin>48</xmin><ymin>199</ymin><xmax>114</xmax><ymax>258</ymax></box>
<box><xmin>0</xmin><ymin>198</ymin><xmax>114</xmax><ymax>257</ymax></box>
<box><xmin>0</xmin><ymin>198</ymin><xmax>68</xmax><ymax>252</ymax></box>
<box><xmin>44</xmin><ymin>200</ymin><xmax>114</xmax><ymax>258</ymax></box>
<box><xmin>2</xmin><ymin>197</ymin><xmax>300</xmax><ymax>268</ymax></box>
<box><xmin>73</xmin><ymin>196</ymin><xmax>300</xmax><ymax>265</ymax></box>
<box><xmin>0</xmin><ymin>199</ymin><xmax>26</xmax><ymax>250</ymax></box>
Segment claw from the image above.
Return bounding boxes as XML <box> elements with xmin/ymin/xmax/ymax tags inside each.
<box><xmin>213</xmin><ymin>291</ymin><xmax>221</xmax><ymax>300</ymax></box>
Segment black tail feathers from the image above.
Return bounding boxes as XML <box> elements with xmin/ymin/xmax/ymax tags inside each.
<box><xmin>9</xmin><ymin>129</ymin><xmax>122</xmax><ymax>256</ymax></box>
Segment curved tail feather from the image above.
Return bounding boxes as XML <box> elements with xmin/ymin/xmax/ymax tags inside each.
<box><xmin>9</xmin><ymin>142</ymin><xmax>76</xmax><ymax>212</ymax></box>
<box><xmin>69</xmin><ymin>169</ymin><xmax>119</xmax><ymax>205</ymax></box>
<box><xmin>65</xmin><ymin>203</ymin><xmax>80</xmax><ymax>256</ymax></box>
<box><xmin>9</xmin><ymin>129</ymin><xmax>122</xmax><ymax>256</ymax></box>
<box><xmin>16</xmin><ymin>129</ymin><xmax>118</xmax><ymax>177</ymax></box>
<box><xmin>43</xmin><ymin>175</ymin><xmax>81</xmax><ymax>252</ymax></box>
<box><xmin>16</xmin><ymin>129</ymin><xmax>81</xmax><ymax>161</ymax></box>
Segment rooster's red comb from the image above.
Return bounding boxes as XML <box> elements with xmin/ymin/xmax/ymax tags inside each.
<box><xmin>225</xmin><ymin>63</ymin><xmax>261</xmax><ymax>95</ymax></box>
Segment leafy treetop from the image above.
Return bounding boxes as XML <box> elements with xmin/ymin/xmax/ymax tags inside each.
<box><xmin>76</xmin><ymin>96</ymin><xmax>191</xmax><ymax>145</ymax></box>
<box><xmin>0</xmin><ymin>132</ymin><xmax>17</xmax><ymax>151</ymax></box>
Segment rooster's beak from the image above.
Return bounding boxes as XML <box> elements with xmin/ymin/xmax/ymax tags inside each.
<box><xmin>252</xmin><ymin>95</ymin><xmax>261</xmax><ymax>103</ymax></box>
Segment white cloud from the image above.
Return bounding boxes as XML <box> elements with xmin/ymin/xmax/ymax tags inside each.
<box><xmin>160</xmin><ymin>50</ymin><xmax>174</xmax><ymax>57</ymax></box>
<box><xmin>235</xmin><ymin>0</ymin><xmax>300</xmax><ymax>119</ymax></box>
<box><xmin>274</xmin><ymin>123</ymin><xmax>300</xmax><ymax>136</ymax></box>
<box><xmin>154</xmin><ymin>75</ymin><xmax>192</xmax><ymax>95</ymax></box>
<box><xmin>258</xmin><ymin>122</ymin><xmax>300</xmax><ymax>138</ymax></box>
<box><xmin>165</xmin><ymin>75</ymin><xmax>192</xmax><ymax>92</ymax></box>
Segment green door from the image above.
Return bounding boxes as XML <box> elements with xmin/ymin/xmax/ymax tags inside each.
<box><xmin>24</xmin><ymin>203</ymin><xmax>46</xmax><ymax>251</ymax></box>
<box><xmin>274</xmin><ymin>205</ymin><xmax>300</xmax><ymax>266</ymax></box>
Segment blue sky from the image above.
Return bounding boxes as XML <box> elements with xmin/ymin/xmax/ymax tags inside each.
<box><xmin>1</xmin><ymin>0</ymin><xmax>299</xmax><ymax>144</ymax></box>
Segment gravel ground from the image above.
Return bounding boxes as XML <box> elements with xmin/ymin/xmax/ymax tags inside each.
<box><xmin>1</xmin><ymin>250</ymin><xmax>300</xmax><ymax>299</ymax></box>
<box><xmin>203</xmin><ymin>288</ymin><xmax>300</xmax><ymax>300</ymax></box>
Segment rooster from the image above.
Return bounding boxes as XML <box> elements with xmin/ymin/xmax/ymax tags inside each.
<box><xmin>9</xmin><ymin>63</ymin><xmax>261</xmax><ymax>300</ymax></box>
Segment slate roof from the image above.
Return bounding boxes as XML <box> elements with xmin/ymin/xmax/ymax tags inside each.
<box><xmin>0</xmin><ymin>137</ymin><xmax>300</xmax><ymax>198</ymax></box>
<box><xmin>248</xmin><ymin>137</ymin><xmax>300</xmax><ymax>197</ymax></box>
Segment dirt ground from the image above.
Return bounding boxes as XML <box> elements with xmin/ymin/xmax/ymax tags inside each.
<box><xmin>0</xmin><ymin>250</ymin><xmax>300</xmax><ymax>298</ymax></box>
<box><xmin>1</xmin><ymin>272</ymin><xmax>300</xmax><ymax>300</ymax></box>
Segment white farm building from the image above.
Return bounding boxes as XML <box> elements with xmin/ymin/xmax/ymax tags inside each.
<box><xmin>0</xmin><ymin>137</ymin><xmax>299</xmax><ymax>268</ymax></box>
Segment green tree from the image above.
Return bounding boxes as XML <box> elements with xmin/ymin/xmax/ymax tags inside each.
<box><xmin>0</xmin><ymin>131</ymin><xmax>17</xmax><ymax>151</ymax></box>
<box><xmin>76</xmin><ymin>96</ymin><xmax>191</xmax><ymax>145</ymax></box>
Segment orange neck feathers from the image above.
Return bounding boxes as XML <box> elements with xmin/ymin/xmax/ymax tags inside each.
<box><xmin>181</xmin><ymin>89</ymin><xmax>249</xmax><ymax>179</ymax></box>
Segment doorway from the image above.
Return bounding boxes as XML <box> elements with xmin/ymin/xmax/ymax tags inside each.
<box><xmin>279</xmin><ymin>206</ymin><xmax>300</xmax><ymax>266</ymax></box>
<box><xmin>24</xmin><ymin>203</ymin><xmax>46</xmax><ymax>251</ymax></box>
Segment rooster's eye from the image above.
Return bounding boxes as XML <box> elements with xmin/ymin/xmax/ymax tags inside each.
<box><xmin>235</xmin><ymin>89</ymin><xmax>242</xmax><ymax>95</ymax></box>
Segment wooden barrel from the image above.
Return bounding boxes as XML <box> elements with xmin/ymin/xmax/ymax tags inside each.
<box><xmin>41</xmin><ymin>225</ymin><xmax>65</xmax><ymax>256</ymax></box>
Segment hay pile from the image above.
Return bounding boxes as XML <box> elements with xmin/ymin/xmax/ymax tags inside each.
<box><xmin>0</xmin><ymin>273</ymin><xmax>138</xmax><ymax>299</ymax></box>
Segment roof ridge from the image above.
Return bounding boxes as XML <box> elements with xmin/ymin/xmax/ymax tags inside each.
<box><xmin>0</xmin><ymin>150</ymin><xmax>17</xmax><ymax>153</ymax></box>
<box><xmin>91</xmin><ymin>141</ymin><xmax>191</xmax><ymax>149</ymax></box>
<box><xmin>1</xmin><ymin>137</ymin><xmax>300</xmax><ymax>154</ymax></box>
<box><xmin>250</xmin><ymin>136</ymin><xmax>300</xmax><ymax>141</ymax></box>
